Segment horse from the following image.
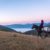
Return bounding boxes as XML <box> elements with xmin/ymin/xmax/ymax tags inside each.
<box><xmin>32</xmin><ymin>24</ymin><xmax>48</xmax><ymax>38</ymax></box>
<box><xmin>32</xmin><ymin>24</ymin><xmax>42</xmax><ymax>36</ymax></box>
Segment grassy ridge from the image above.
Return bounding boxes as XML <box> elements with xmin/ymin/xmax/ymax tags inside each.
<box><xmin>0</xmin><ymin>31</ymin><xmax>50</xmax><ymax>50</ymax></box>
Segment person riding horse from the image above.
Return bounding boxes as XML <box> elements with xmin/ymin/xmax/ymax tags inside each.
<box><xmin>32</xmin><ymin>20</ymin><xmax>44</xmax><ymax>37</ymax></box>
<box><xmin>38</xmin><ymin>20</ymin><xmax>44</xmax><ymax>37</ymax></box>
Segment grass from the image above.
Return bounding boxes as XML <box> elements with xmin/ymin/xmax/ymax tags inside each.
<box><xmin>0</xmin><ymin>31</ymin><xmax>50</xmax><ymax>50</ymax></box>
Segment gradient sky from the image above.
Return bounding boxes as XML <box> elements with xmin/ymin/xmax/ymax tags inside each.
<box><xmin>0</xmin><ymin>0</ymin><xmax>50</xmax><ymax>25</ymax></box>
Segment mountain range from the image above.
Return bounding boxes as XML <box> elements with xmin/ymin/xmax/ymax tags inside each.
<box><xmin>6</xmin><ymin>23</ymin><xmax>49</xmax><ymax>28</ymax></box>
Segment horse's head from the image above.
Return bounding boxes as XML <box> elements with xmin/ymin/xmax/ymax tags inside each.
<box><xmin>32</xmin><ymin>24</ymin><xmax>38</xmax><ymax>30</ymax></box>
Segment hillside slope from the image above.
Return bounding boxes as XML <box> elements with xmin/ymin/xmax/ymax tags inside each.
<box><xmin>0</xmin><ymin>31</ymin><xmax>50</xmax><ymax>50</ymax></box>
<box><xmin>0</xmin><ymin>25</ymin><xmax>17</xmax><ymax>32</ymax></box>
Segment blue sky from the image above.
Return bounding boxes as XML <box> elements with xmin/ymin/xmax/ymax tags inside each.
<box><xmin>0</xmin><ymin>0</ymin><xmax>50</xmax><ymax>25</ymax></box>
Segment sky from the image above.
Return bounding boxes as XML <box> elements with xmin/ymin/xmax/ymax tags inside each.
<box><xmin>0</xmin><ymin>0</ymin><xmax>50</xmax><ymax>25</ymax></box>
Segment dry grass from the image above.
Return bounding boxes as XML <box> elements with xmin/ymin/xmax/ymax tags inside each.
<box><xmin>0</xmin><ymin>31</ymin><xmax>50</xmax><ymax>50</ymax></box>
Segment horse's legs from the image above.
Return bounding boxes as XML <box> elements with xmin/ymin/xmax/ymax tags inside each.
<box><xmin>45</xmin><ymin>32</ymin><xmax>48</xmax><ymax>37</ymax></box>
<box><xmin>38</xmin><ymin>32</ymin><xmax>42</xmax><ymax>37</ymax></box>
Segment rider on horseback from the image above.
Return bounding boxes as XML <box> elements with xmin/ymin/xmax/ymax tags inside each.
<box><xmin>38</xmin><ymin>20</ymin><xmax>44</xmax><ymax>36</ymax></box>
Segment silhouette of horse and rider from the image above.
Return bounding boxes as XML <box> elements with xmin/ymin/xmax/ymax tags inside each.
<box><xmin>32</xmin><ymin>20</ymin><xmax>48</xmax><ymax>38</ymax></box>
